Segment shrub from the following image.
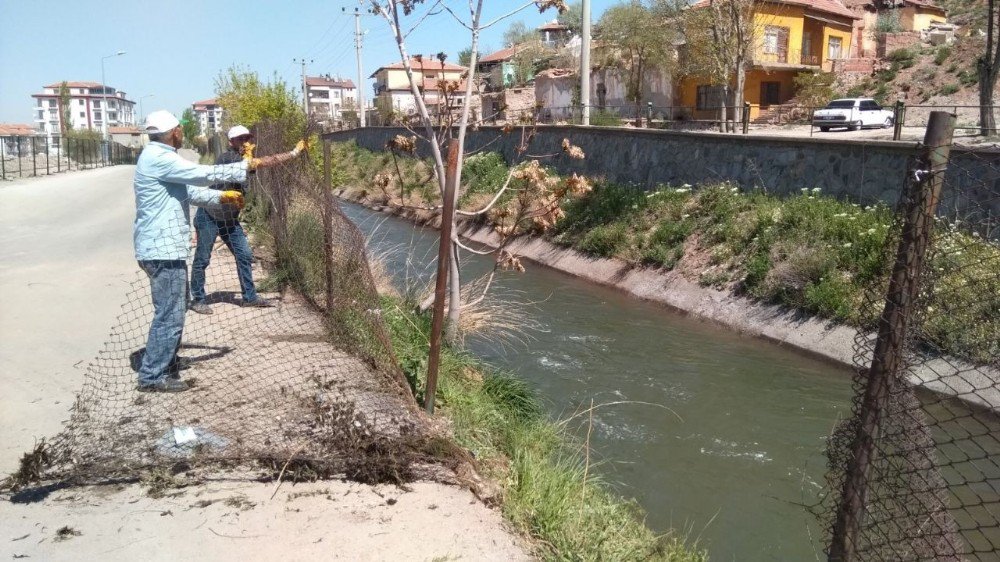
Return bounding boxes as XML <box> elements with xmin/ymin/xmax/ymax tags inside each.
<box><xmin>958</xmin><ymin>70</ymin><xmax>979</xmax><ymax>87</ymax></box>
<box><xmin>590</xmin><ymin>109</ymin><xmax>623</xmax><ymax>127</ymax></box>
<box><xmin>576</xmin><ymin>223</ymin><xmax>631</xmax><ymax>257</ymax></box>
<box><xmin>939</xmin><ymin>84</ymin><xmax>960</xmax><ymax>96</ymax></box>
<box><xmin>934</xmin><ymin>46</ymin><xmax>952</xmax><ymax>65</ymax></box>
<box><xmin>793</xmin><ymin>71</ymin><xmax>837</xmax><ymax>108</ymax></box>
<box><xmin>875</xmin><ymin>10</ymin><xmax>902</xmax><ymax>33</ymax></box>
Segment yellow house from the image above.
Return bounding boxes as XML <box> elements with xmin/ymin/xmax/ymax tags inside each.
<box><xmin>679</xmin><ymin>0</ymin><xmax>858</xmax><ymax>120</ymax></box>
<box><xmin>371</xmin><ymin>58</ymin><xmax>467</xmax><ymax>115</ymax></box>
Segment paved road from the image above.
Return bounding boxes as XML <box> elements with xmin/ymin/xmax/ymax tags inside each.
<box><xmin>0</xmin><ymin>167</ymin><xmax>137</xmax><ymax>471</ymax></box>
<box><xmin>0</xmin><ymin>166</ymin><xmax>527</xmax><ymax>562</ymax></box>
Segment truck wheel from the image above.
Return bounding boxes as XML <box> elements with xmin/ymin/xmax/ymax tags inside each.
<box><xmin>820</xmin><ymin>126</ymin><xmax>830</xmax><ymax>132</ymax></box>
<box><xmin>848</xmin><ymin>121</ymin><xmax>860</xmax><ymax>131</ymax></box>
<box><xmin>883</xmin><ymin>117</ymin><xmax>893</xmax><ymax>129</ymax></box>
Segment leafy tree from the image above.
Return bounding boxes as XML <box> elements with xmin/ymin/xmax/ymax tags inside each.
<box><xmin>557</xmin><ymin>1</ymin><xmax>583</xmax><ymax>34</ymax></box>
<box><xmin>503</xmin><ymin>21</ymin><xmax>534</xmax><ymax>47</ymax></box>
<box><xmin>458</xmin><ymin>47</ymin><xmax>475</xmax><ymax>67</ymax></box>
<box><xmin>180</xmin><ymin>107</ymin><xmax>201</xmax><ymax>147</ymax></box>
<box><xmin>58</xmin><ymin>82</ymin><xmax>72</xmax><ymax>134</ymax></box>
<box><xmin>214</xmin><ymin>65</ymin><xmax>304</xmax><ymax>134</ymax></box>
<box><xmin>597</xmin><ymin>1</ymin><xmax>678</xmax><ymax>122</ymax></box>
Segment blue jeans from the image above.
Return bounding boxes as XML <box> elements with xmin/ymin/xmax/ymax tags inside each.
<box><xmin>190</xmin><ymin>208</ymin><xmax>258</xmax><ymax>303</ymax></box>
<box><xmin>138</xmin><ymin>260</ymin><xmax>187</xmax><ymax>385</ymax></box>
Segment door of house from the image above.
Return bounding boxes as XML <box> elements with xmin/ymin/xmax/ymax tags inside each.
<box><xmin>760</xmin><ymin>82</ymin><xmax>781</xmax><ymax>107</ymax></box>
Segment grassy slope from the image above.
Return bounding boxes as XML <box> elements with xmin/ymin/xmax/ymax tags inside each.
<box><xmin>381</xmin><ymin>297</ymin><xmax>707</xmax><ymax>562</ymax></box>
<box><xmin>334</xmin><ymin>141</ymin><xmax>999</xmax><ymax>366</ymax></box>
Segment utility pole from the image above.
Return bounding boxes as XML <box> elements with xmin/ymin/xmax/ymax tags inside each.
<box><xmin>580</xmin><ymin>0</ymin><xmax>591</xmax><ymax>126</ymax></box>
<box><xmin>344</xmin><ymin>7</ymin><xmax>366</xmax><ymax>127</ymax></box>
<box><xmin>293</xmin><ymin>57</ymin><xmax>313</xmax><ymax>117</ymax></box>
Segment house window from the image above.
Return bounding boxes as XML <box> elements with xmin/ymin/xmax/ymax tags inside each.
<box><xmin>79</xmin><ymin>112</ymin><xmax>85</xmax><ymax>117</ymax></box>
<box><xmin>48</xmin><ymin>99</ymin><xmax>57</xmax><ymax>108</ymax></box>
<box><xmin>696</xmin><ymin>85</ymin><xmax>725</xmax><ymax>110</ymax></box>
<box><xmin>828</xmin><ymin>36</ymin><xmax>843</xmax><ymax>60</ymax></box>
<box><xmin>763</xmin><ymin>26</ymin><xmax>790</xmax><ymax>62</ymax></box>
<box><xmin>78</xmin><ymin>99</ymin><xmax>84</xmax><ymax>106</ymax></box>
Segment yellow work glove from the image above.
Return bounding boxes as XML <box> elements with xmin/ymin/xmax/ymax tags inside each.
<box><xmin>291</xmin><ymin>139</ymin><xmax>309</xmax><ymax>156</ymax></box>
<box><xmin>219</xmin><ymin>190</ymin><xmax>245</xmax><ymax>210</ymax></box>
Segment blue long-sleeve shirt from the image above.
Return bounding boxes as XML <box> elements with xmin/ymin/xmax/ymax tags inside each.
<box><xmin>133</xmin><ymin>142</ymin><xmax>248</xmax><ymax>260</ymax></box>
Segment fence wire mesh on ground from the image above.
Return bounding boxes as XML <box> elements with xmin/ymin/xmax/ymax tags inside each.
<box><xmin>820</xmin><ymin>113</ymin><xmax>1000</xmax><ymax>561</ymax></box>
<box><xmin>3</xmin><ymin>120</ymin><xmax>456</xmax><ymax>494</ymax></box>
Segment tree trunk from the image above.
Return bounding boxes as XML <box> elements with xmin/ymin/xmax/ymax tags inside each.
<box><xmin>445</xmin><ymin>241</ymin><xmax>461</xmax><ymax>343</ymax></box>
<box><xmin>979</xmin><ymin>60</ymin><xmax>998</xmax><ymax>136</ymax></box>
<box><xmin>734</xmin><ymin>66</ymin><xmax>747</xmax><ymax>134</ymax></box>
<box><xmin>718</xmin><ymin>85</ymin><xmax>729</xmax><ymax>132</ymax></box>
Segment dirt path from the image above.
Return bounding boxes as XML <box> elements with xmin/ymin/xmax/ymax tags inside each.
<box><xmin>0</xmin><ymin>164</ymin><xmax>529</xmax><ymax>561</ymax></box>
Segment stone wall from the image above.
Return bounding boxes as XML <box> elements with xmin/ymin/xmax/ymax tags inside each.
<box><xmin>877</xmin><ymin>31</ymin><xmax>922</xmax><ymax>57</ymax></box>
<box><xmin>322</xmin><ymin>125</ymin><xmax>1000</xmax><ymax>222</ymax></box>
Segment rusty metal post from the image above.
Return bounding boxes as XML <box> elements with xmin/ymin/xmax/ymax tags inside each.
<box><xmin>424</xmin><ymin>139</ymin><xmax>459</xmax><ymax>414</ymax></box>
<box><xmin>322</xmin><ymin>140</ymin><xmax>336</xmax><ymax>313</ymax></box>
<box><xmin>893</xmin><ymin>101</ymin><xmax>905</xmax><ymax>141</ymax></box>
<box><xmin>32</xmin><ymin>137</ymin><xmax>37</xmax><ymax>177</ymax></box>
<box><xmin>17</xmin><ymin>136</ymin><xmax>22</xmax><ymax>178</ymax></box>
<box><xmin>742</xmin><ymin>102</ymin><xmax>751</xmax><ymax>135</ymax></box>
<box><xmin>828</xmin><ymin>111</ymin><xmax>956</xmax><ymax>562</ymax></box>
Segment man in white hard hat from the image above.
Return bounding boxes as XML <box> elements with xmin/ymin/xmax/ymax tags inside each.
<box><xmin>190</xmin><ymin>125</ymin><xmax>297</xmax><ymax>314</ymax></box>
<box><xmin>133</xmin><ymin>110</ymin><xmax>306</xmax><ymax>392</ymax></box>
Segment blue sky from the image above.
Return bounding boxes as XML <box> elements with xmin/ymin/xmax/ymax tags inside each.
<box><xmin>0</xmin><ymin>0</ymin><xmax>620</xmax><ymax>125</ymax></box>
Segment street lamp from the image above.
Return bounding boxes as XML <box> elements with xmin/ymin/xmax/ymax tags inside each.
<box><xmin>139</xmin><ymin>94</ymin><xmax>155</xmax><ymax>125</ymax></box>
<box><xmin>100</xmin><ymin>50</ymin><xmax>126</xmax><ymax>137</ymax></box>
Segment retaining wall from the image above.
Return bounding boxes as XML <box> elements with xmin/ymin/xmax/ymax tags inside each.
<box><xmin>322</xmin><ymin>126</ymin><xmax>1000</xmax><ymax>221</ymax></box>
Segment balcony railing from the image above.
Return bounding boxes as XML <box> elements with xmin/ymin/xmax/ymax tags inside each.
<box><xmin>753</xmin><ymin>49</ymin><xmax>821</xmax><ymax>67</ymax></box>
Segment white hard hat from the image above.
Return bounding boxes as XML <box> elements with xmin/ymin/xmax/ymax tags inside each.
<box><xmin>228</xmin><ymin>125</ymin><xmax>251</xmax><ymax>139</ymax></box>
<box><xmin>144</xmin><ymin>110</ymin><xmax>180</xmax><ymax>134</ymax></box>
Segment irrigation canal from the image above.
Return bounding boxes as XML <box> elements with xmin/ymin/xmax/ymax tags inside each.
<box><xmin>342</xmin><ymin>201</ymin><xmax>854</xmax><ymax>560</ymax></box>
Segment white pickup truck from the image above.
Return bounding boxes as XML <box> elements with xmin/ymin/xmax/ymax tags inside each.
<box><xmin>812</xmin><ymin>98</ymin><xmax>894</xmax><ymax>132</ymax></box>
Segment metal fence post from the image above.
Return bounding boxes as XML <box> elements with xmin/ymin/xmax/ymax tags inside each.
<box><xmin>742</xmin><ymin>102</ymin><xmax>751</xmax><ymax>135</ymax></box>
<box><xmin>893</xmin><ymin>101</ymin><xmax>904</xmax><ymax>141</ymax></box>
<box><xmin>32</xmin><ymin>137</ymin><xmax>38</xmax><ymax>177</ymax></box>
<box><xmin>424</xmin><ymin>138</ymin><xmax>459</xmax><ymax>415</ymax></box>
<box><xmin>45</xmin><ymin>137</ymin><xmax>50</xmax><ymax>175</ymax></box>
<box><xmin>827</xmin><ymin>111</ymin><xmax>957</xmax><ymax>562</ymax></box>
<box><xmin>17</xmin><ymin>136</ymin><xmax>22</xmax><ymax>178</ymax></box>
<box><xmin>1</xmin><ymin>138</ymin><xmax>6</xmax><ymax>179</ymax></box>
<box><xmin>56</xmin><ymin>136</ymin><xmax>61</xmax><ymax>173</ymax></box>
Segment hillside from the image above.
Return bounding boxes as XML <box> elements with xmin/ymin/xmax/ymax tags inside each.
<box><xmin>839</xmin><ymin>0</ymin><xmax>990</xmax><ymax>131</ymax></box>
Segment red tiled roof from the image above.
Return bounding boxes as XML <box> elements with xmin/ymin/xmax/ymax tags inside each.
<box><xmin>305</xmin><ymin>76</ymin><xmax>356</xmax><ymax>88</ymax></box>
<box><xmin>371</xmin><ymin>58</ymin><xmax>467</xmax><ymax>76</ymax></box>
<box><xmin>537</xmin><ymin>20</ymin><xmax>569</xmax><ymax>31</ymax></box>
<box><xmin>0</xmin><ymin>123</ymin><xmax>40</xmax><ymax>135</ymax></box>
<box><xmin>44</xmin><ymin>81</ymin><xmax>103</xmax><ymax>89</ymax></box>
<box><xmin>192</xmin><ymin>98</ymin><xmax>217</xmax><ymax>108</ymax></box>
<box><xmin>691</xmin><ymin>0</ymin><xmax>857</xmax><ymax>20</ymax></box>
<box><xmin>479</xmin><ymin>46</ymin><xmax>521</xmax><ymax>64</ymax></box>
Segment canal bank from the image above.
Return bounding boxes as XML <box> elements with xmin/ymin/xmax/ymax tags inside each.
<box><xmin>342</xmin><ymin>200</ymin><xmax>855</xmax><ymax>561</ymax></box>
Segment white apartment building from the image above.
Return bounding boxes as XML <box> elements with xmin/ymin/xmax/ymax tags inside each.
<box><xmin>192</xmin><ymin>98</ymin><xmax>224</xmax><ymax>135</ymax></box>
<box><xmin>31</xmin><ymin>81</ymin><xmax>136</xmax><ymax>136</ymax></box>
<box><xmin>306</xmin><ymin>76</ymin><xmax>358</xmax><ymax>122</ymax></box>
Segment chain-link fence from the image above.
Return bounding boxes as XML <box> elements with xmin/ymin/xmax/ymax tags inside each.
<box><xmin>0</xmin><ymin>135</ymin><xmax>139</xmax><ymax>180</ymax></box>
<box><xmin>819</xmin><ymin>112</ymin><xmax>1000</xmax><ymax>561</ymax></box>
<box><xmin>2</xmin><ymin>119</ymin><xmax>454</xmax><ymax>494</ymax></box>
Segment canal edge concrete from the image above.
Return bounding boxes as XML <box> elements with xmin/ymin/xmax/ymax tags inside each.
<box><xmin>345</xmin><ymin>196</ymin><xmax>1000</xmax><ymax>412</ymax></box>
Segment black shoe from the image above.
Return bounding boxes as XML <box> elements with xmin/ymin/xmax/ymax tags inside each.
<box><xmin>242</xmin><ymin>298</ymin><xmax>273</xmax><ymax>308</ymax></box>
<box><xmin>166</xmin><ymin>356</ymin><xmax>191</xmax><ymax>380</ymax></box>
<box><xmin>190</xmin><ymin>302</ymin><xmax>213</xmax><ymax>315</ymax></box>
<box><xmin>137</xmin><ymin>379</ymin><xmax>189</xmax><ymax>393</ymax></box>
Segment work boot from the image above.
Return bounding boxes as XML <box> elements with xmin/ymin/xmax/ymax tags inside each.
<box><xmin>166</xmin><ymin>356</ymin><xmax>192</xmax><ymax>380</ymax></box>
<box><xmin>190</xmin><ymin>301</ymin><xmax>213</xmax><ymax>315</ymax></box>
<box><xmin>242</xmin><ymin>297</ymin><xmax>273</xmax><ymax>308</ymax></box>
<box><xmin>137</xmin><ymin>379</ymin><xmax>189</xmax><ymax>393</ymax></box>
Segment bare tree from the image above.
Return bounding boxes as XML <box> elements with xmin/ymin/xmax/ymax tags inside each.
<box><xmin>369</xmin><ymin>0</ymin><xmax>569</xmax><ymax>343</ymax></box>
<box><xmin>680</xmin><ymin>0</ymin><xmax>767</xmax><ymax>132</ymax></box>
<box><xmin>979</xmin><ymin>0</ymin><xmax>1000</xmax><ymax>136</ymax></box>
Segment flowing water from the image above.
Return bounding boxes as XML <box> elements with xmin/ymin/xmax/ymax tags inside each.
<box><xmin>343</xmin><ymin>202</ymin><xmax>855</xmax><ymax>561</ymax></box>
